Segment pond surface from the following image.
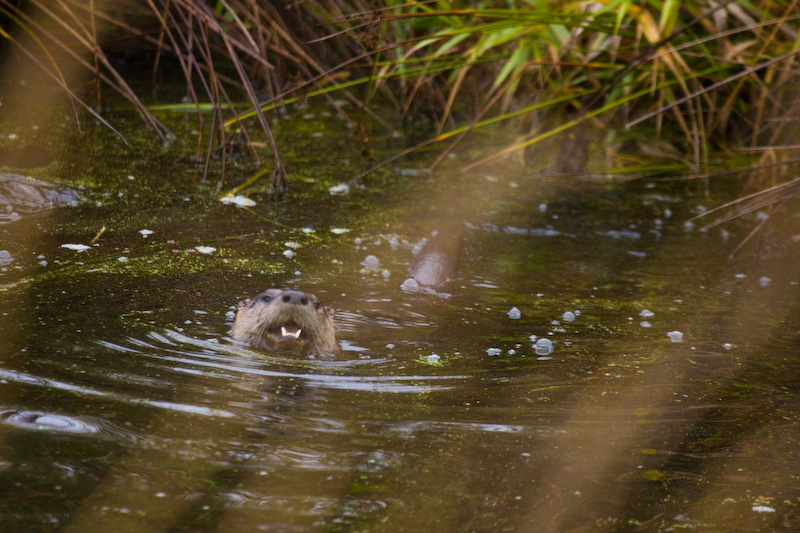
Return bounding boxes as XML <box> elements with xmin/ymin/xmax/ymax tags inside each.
<box><xmin>2</xmin><ymin>90</ymin><xmax>800</xmax><ymax>532</ymax></box>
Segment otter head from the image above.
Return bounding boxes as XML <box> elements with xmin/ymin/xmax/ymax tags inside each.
<box><xmin>231</xmin><ymin>288</ymin><xmax>337</xmax><ymax>356</ymax></box>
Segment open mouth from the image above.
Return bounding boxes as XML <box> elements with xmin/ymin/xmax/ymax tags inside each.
<box><xmin>276</xmin><ymin>323</ymin><xmax>303</xmax><ymax>340</ymax></box>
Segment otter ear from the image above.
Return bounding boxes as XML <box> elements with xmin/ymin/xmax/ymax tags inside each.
<box><xmin>238</xmin><ymin>298</ymin><xmax>251</xmax><ymax>309</ymax></box>
<box><xmin>324</xmin><ymin>306</ymin><xmax>335</xmax><ymax>320</ymax></box>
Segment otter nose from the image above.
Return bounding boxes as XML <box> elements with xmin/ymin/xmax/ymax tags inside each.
<box><xmin>282</xmin><ymin>290</ymin><xmax>309</xmax><ymax>306</ymax></box>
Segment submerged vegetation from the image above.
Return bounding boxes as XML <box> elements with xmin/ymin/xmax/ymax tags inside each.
<box><xmin>1</xmin><ymin>0</ymin><xmax>800</xmax><ymax>247</ymax></box>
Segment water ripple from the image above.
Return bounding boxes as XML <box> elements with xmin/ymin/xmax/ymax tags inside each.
<box><xmin>0</xmin><ymin>409</ymin><xmax>100</xmax><ymax>434</ymax></box>
<box><xmin>0</xmin><ymin>367</ymin><xmax>235</xmax><ymax>418</ymax></box>
<box><xmin>95</xmin><ymin>329</ymin><xmax>466</xmax><ymax>394</ymax></box>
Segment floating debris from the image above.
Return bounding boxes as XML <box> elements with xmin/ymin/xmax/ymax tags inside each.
<box><xmin>329</xmin><ymin>183</ymin><xmax>350</xmax><ymax>195</ymax></box>
<box><xmin>195</xmin><ymin>246</ymin><xmax>216</xmax><ymax>255</ymax></box>
<box><xmin>219</xmin><ymin>194</ymin><xmax>256</xmax><ymax>207</ymax></box>
<box><xmin>61</xmin><ymin>244</ymin><xmax>91</xmax><ymax>252</ymax></box>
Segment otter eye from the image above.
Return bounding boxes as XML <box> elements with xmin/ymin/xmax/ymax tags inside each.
<box><xmin>259</xmin><ymin>294</ymin><xmax>273</xmax><ymax>303</ymax></box>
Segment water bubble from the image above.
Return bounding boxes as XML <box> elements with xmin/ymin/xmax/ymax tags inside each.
<box><xmin>640</xmin><ymin>321</ymin><xmax>651</xmax><ymax>328</ymax></box>
<box><xmin>427</xmin><ymin>354</ymin><xmax>440</xmax><ymax>363</ymax></box>
<box><xmin>528</xmin><ymin>334</ymin><xmax>538</xmax><ymax>342</ymax></box>
<box><xmin>759</xmin><ymin>276</ymin><xmax>771</xmax><ymax>287</ymax></box>
<box><xmin>400</xmin><ymin>278</ymin><xmax>420</xmax><ymax>292</ymax></box>
<box><xmin>487</xmin><ymin>348</ymin><xmax>502</xmax><ymax>356</ymax></box>
<box><xmin>562</xmin><ymin>311</ymin><xmax>576</xmax><ymax>322</ymax></box>
<box><xmin>508</xmin><ymin>307</ymin><xmax>521</xmax><ymax>319</ymax></box>
<box><xmin>534</xmin><ymin>338</ymin><xmax>554</xmax><ymax>356</ymax></box>
<box><xmin>666</xmin><ymin>331</ymin><xmax>684</xmax><ymax>343</ymax></box>
<box><xmin>640</xmin><ymin>309</ymin><xmax>654</xmax><ymax>318</ymax></box>
<box><xmin>361</xmin><ymin>255</ymin><xmax>380</xmax><ymax>269</ymax></box>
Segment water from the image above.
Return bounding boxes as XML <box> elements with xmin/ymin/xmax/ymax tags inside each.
<box><xmin>3</xmin><ymin>101</ymin><xmax>800</xmax><ymax>531</ymax></box>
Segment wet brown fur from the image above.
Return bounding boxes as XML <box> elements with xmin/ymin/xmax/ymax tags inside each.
<box><xmin>232</xmin><ymin>288</ymin><xmax>337</xmax><ymax>355</ymax></box>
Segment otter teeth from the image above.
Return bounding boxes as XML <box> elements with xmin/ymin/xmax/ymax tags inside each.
<box><xmin>281</xmin><ymin>326</ymin><xmax>302</xmax><ymax>339</ymax></box>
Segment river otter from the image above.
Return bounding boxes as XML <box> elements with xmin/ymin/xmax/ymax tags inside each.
<box><xmin>232</xmin><ymin>288</ymin><xmax>337</xmax><ymax>355</ymax></box>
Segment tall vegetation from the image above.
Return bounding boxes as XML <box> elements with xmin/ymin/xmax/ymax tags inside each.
<box><xmin>1</xmin><ymin>0</ymin><xmax>800</xmax><ymax>224</ymax></box>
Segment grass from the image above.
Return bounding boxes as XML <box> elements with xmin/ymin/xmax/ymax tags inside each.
<box><xmin>1</xmin><ymin>0</ymin><xmax>800</xmax><ymax>245</ymax></box>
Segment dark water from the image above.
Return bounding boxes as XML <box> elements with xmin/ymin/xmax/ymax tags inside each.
<box><xmin>2</xmin><ymin>94</ymin><xmax>800</xmax><ymax>531</ymax></box>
